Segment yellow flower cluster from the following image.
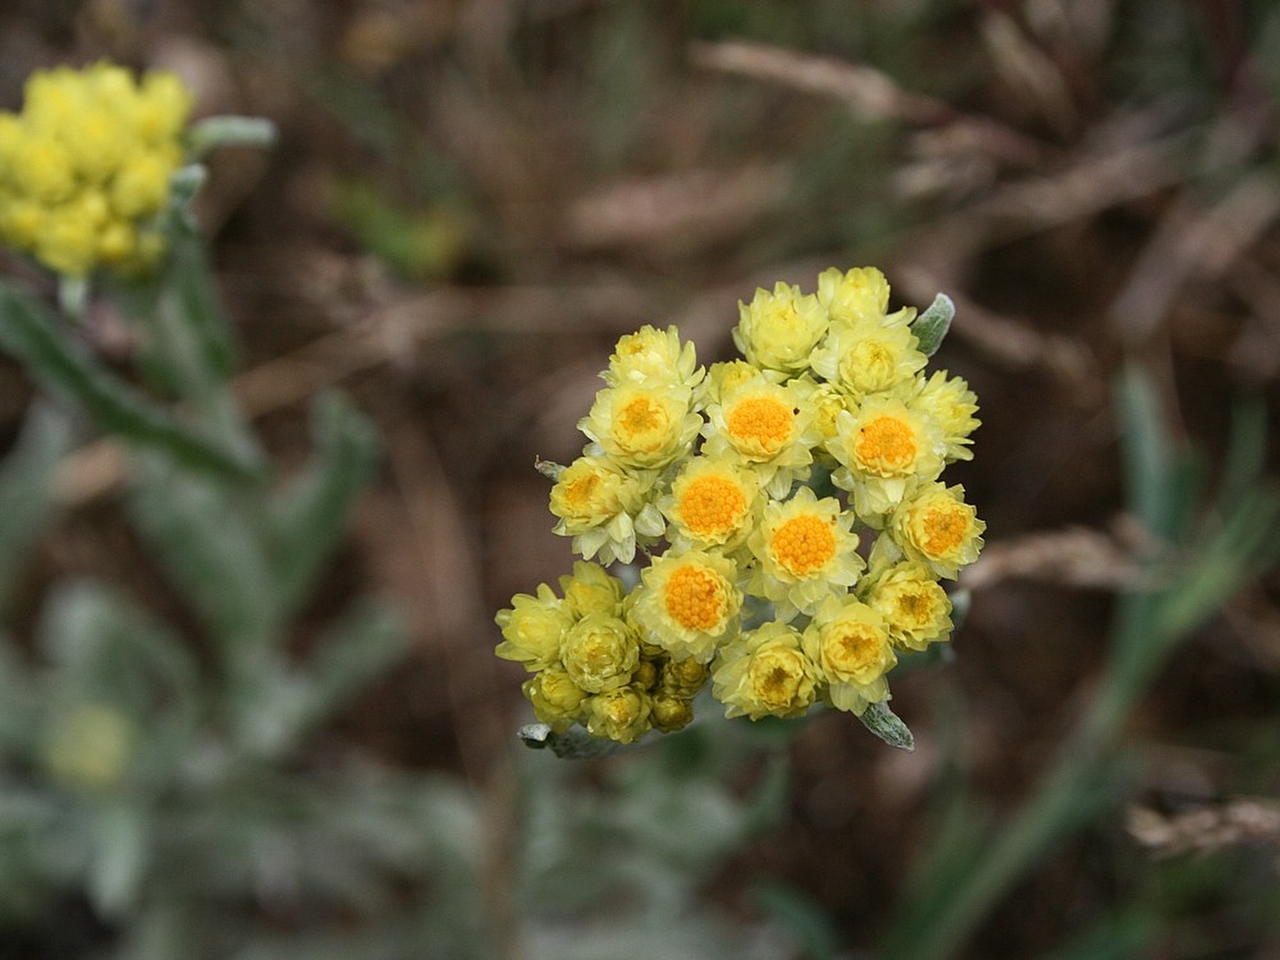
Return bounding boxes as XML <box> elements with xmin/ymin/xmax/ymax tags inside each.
<box><xmin>0</xmin><ymin>62</ymin><xmax>193</xmax><ymax>277</ymax></box>
<box><xmin>498</xmin><ymin>267</ymin><xmax>985</xmax><ymax>744</ymax></box>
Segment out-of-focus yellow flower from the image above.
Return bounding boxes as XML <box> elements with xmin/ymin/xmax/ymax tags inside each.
<box><xmin>829</xmin><ymin>394</ymin><xmax>945</xmax><ymax>517</ymax></box>
<box><xmin>548</xmin><ymin>455</ymin><xmax>662</xmax><ymax>564</ymax></box>
<box><xmin>863</xmin><ymin>560</ymin><xmax>953</xmax><ymax>651</ymax></box>
<box><xmin>586</xmin><ymin>685</ymin><xmax>652</xmax><ymax>743</ymax></box>
<box><xmin>524</xmin><ymin>666</ymin><xmax>588</xmax><ymax>733</ymax></box>
<box><xmin>909</xmin><ymin>370</ymin><xmax>981</xmax><ymax>463</ymax></box>
<box><xmin>44</xmin><ymin>702</ymin><xmax>133</xmax><ymax>791</ymax></box>
<box><xmin>0</xmin><ymin>61</ymin><xmax>193</xmax><ymax>276</ymax></box>
<box><xmin>605</xmin><ymin>324</ymin><xmax>703</xmax><ymax>391</ymax></box>
<box><xmin>810</xmin><ymin>315</ymin><xmax>926</xmax><ymax>399</ymax></box>
<box><xmin>702</xmin><ymin>374</ymin><xmax>817</xmax><ymax>498</ymax></box>
<box><xmin>733</xmin><ymin>280</ymin><xmax>829</xmax><ymax>374</ymax></box>
<box><xmin>816</xmin><ymin>266</ymin><xmax>891</xmax><ymax>325</ymax></box>
<box><xmin>746</xmin><ymin>485</ymin><xmax>864</xmax><ymax>620</ymax></box>
<box><xmin>631</xmin><ymin>549</ymin><xmax>742</xmax><ymax>663</ymax></box>
<box><xmin>649</xmin><ymin>691</ymin><xmax>695</xmax><ymax>733</ymax></box>
<box><xmin>579</xmin><ymin>381</ymin><xmax>701</xmax><ymax>471</ymax></box>
<box><xmin>659</xmin><ymin>656</ymin><xmax>709</xmax><ymax>698</ymax></box>
<box><xmin>559</xmin><ymin>560</ymin><xmax>625</xmax><ymax>618</ymax></box>
<box><xmin>560</xmin><ymin>612</ymin><xmax>641</xmax><ymax>693</ymax></box>
<box><xmin>659</xmin><ymin>455</ymin><xmax>759</xmax><ymax>552</ymax></box>
<box><xmin>712</xmin><ymin>621</ymin><xmax>818</xmax><ymax>720</ymax></box>
<box><xmin>803</xmin><ymin>596</ymin><xmax>897</xmax><ymax>715</ymax></box>
<box><xmin>890</xmin><ymin>482</ymin><xmax>985</xmax><ymax>579</ymax></box>
<box><xmin>494</xmin><ymin>582</ymin><xmax>572</xmax><ymax>672</ymax></box>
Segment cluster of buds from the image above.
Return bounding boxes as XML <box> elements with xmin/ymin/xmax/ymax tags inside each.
<box><xmin>497</xmin><ymin>267</ymin><xmax>984</xmax><ymax>745</ymax></box>
<box><xmin>0</xmin><ymin>62</ymin><xmax>193</xmax><ymax>277</ymax></box>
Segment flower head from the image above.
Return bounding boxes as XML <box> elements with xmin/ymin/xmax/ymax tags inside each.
<box><xmin>889</xmin><ymin>482</ymin><xmax>985</xmax><ymax>579</ymax></box>
<box><xmin>733</xmin><ymin>280</ymin><xmax>829</xmax><ymax>374</ymax></box>
<box><xmin>494</xmin><ymin>582</ymin><xmax>572</xmax><ymax>672</ymax></box>
<box><xmin>548</xmin><ymin>455</ymin><xmax>661</xmax><ymax>563</ymax></box>
<box><xmin>803</xmin><ymin>596</ymin><xmax>897</xmax><ymax>715</ymax></box>
<box><xmin>829</xmin><ymin>395</ymin><xmax>945</xmax><ymax>518</ymax></box>
<box><xmin>746</xmin><ymin>486</ymin><xmax>863</xmax><ymax>620</ymax></box>
<box><xmin>631</xmin><ymin>549</ymin><xmax>742</xmax><ymax>663</ymax></box>
<box><xmin>712</xmin><ymin>621</ymin><xmax>819</xmax><ymax>720</ymax></box>
<box><xmin>560</xmin><ymin>612</ymin><xmax>641</xmax><ymax>693</ymax></box>
<box><xmin>586</xmin><ymin>685</ymin><xmax>652</xmax><ymax>743</ymax></box>
<box><xmin>659</xmin><ymin>455</ymin><xmax>759</xmax><ymax>552</ymax></box>
<box><xmin>863</xmin><ymin>560</ymin><xmax>953</xmax><ymax>651</ymax></box>
<box><xmin>909</xmin><ymin>370</ymin><xmax>981</xmax><ymax>462</ymax></box>
<box><xmin>579</xmin><ymin>381</ymin><xmax>701</xmax><ymax>471</ymax></box>
<box><xmin>702</xmin><ymin>374</ymin><xmax>817</xmax><ymax>497</ymax></box>
<box><xmin>0</xmin><ymin>62</ymin><xmax>193</xmax><ymax>277</ymax></box>
<box><xmin>523</xmin><ymin>666</ymin><xmax>588</xmax><ymax>733</ymax></box>
<box><xmin>816</xmin><ymin>266</ymin><xmax>892</xmax><ymax>325</ymax></box>
<box><xmin>605</xmin><ymin>324</ymin><xmax>703</xmax><ymax>391</ymax></box>
<box><xmin>810</xmin><ymin>315</ymin><xmax>927</xmax><ymax>399</ymax></box>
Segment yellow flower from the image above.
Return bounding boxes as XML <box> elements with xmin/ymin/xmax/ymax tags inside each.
<box><xmin>828</xmin><ymin>394</ymin><xmax>945</xmax><ymax>518</ymax></box>
<box><xmin>658</xmin><ymin>455</ymin><xmax>759</xmax><ymax>552</ymax></box>
<box><xmin>560</xmin><ymin>612</ymin><xmax>641</xmax><ymax>694</ymax></box>
<box><xmin>523</xmin><ymin>666</ymin><xmax>588</xmax><ymax>733</ymax></box>
<box><xmin>586</xmin><ymin>685</ymin><xmax>652</xmax><ymax>743</ymax></box>
<box><xmin>495</xmin><ymin>582</ymin><xmax>572</xmax><ymax>672</ymax></box>
<box><xmin>631</xmin><ymin>549</ymin><xmax>742</xmax><ymax>663</ymax></box>
<box><xmin>650</xmin><ymin>691</ymin><xmax>696</xmax><ymax>733</ymax></box>
<box><xmin>605</xmin><ymin>324</ymin><xmax>703</xmax><ymax>391</ymax></box>
<box><xmin>816</xmin><ymin>266</ymin><xmax>891</xmax><ymax>325</ymax></box>
<box><xmin>697</xmin><ymin>359</ymin><xmax>782</xmax><ymax>408</ymax></box>
<box><xmin>909</xmin><ymin>370</ymin><xmax>980</xmax><ymax>462</ymax></box>
<box><xmin>863</xmin><ymin>560</ymin><xmax>953</xmax><ymax>651</ymax></box>
<box><xmin>889</xmin><ymin>482</ymin><xmax>985</xmax><ymax>579</ymax></box>
<box><xmin>44</xmin><ymin>702</ymin><xmax>133</xmax><ymax>791</ymax></box>
<box><xmin>659</xmin><ymin>656</ymin><xmax>710</xmax><ymax>698</ymax></box>
<box><xmin>559</xmin><ymin>560</ymin><xmax>625</xmax><ymax>618</ymax></box>
<box><xmin>701</xmin><ymin>374</ymin><xmax>818</xmax><ymax>498</ymax></box>
<box><xmin>803</xmin><ymin>596</ymin><xmax>896</xmax><ymax>715</ymax></box>
<box><xmin>548</xmin><ymin>455</ymin><xmax>662</xmax><ymax>564</ymax></box>
<box><xmin>579</xmin><ymin>381</ymin><xmax>701</xmax><ymax>471</ymax></box>
<box><xmin>0</xmin><ymin>62</ymin><xmax>194</xmax><ymax>277</ymax></box>
<box><xmin>745</xmin><ymin>485</ymin><xmax>864</xmax><ymax>620</ymax></box>
<box><xmin>809</xmin><ymin>315</ymin><xmax>926</xmax><ymax>399</ymax></box>
<box><xmin>733</xmin><ymin>280</ymin><xmax>829</xmax><ymax>374</ymax></box>
<box><xmin>712</xmin><ymin>621</ymin><xmax>819</xmax><ymax>720</ymax></box>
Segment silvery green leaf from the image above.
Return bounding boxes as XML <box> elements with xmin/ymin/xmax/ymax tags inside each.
<box><xmin>913</xmin><ymin>293</ymin><xmax>955</xmax><ymax>357</ymax></box>
<box><xmin>519</xmin><ymin>723</ymin><xmax>625</xmax><ymax>759</ymax></box>
<box><xmin>859</xmin><ymin>700</ymin><xmax>915</xmax><ymax>751</ymax></box>
<box><xmin>186</xmin><ymin>116</ymin><xmax>278</xmax><ymax>159</ymax></box>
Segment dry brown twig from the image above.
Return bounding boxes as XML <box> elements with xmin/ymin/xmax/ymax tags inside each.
<box><xmin>1128</xmin><ymin>799</ymin><xmax>1280</xmax><ymax>858</ymax></box>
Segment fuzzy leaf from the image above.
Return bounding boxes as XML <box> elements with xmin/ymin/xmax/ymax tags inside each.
<box><xmin>913</xmin><ymin>293</ymin><xmax>955</xmax><ymax>357</ymax></box>
<box><xmin>0</xmin><ymin>283</ymin><xmax>260</xmax><ymax>481</ymax></box>
<box><xmin>859</xmin><ymin>700</ymin><xmax>915</xmax><ymax>751</ymax></box>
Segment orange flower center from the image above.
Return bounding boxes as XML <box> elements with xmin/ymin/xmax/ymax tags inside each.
<box><xmin>679</xmin><ymin>475</ymin><xmax>747</xmax><ymax>538</ymax></box>
<box><xmin>771</xmin><ymin>513</ymin><xmax>837</xmax><ymax>576</ymax></box>
<box><xmin>855</xmin><ymin>415</ymin><xmax>916</xmax><ymax>473</ymax></box>
<box><xmin>564</xmin><ymin>473</ymin><xmax>600</xmax><ymax>507</ymax></box>
<box><xmin>921</xmin><ymin>504</ymin><xmax>967</xmax><ymax>556</ymax></box>
<box><xmin>619</xmin><ymin>396</ymin><xmax>667</xmax><ymax>439</ymax></box>
<box><xmin>664</xmin><ymin>565</ymin><xmax>728</xmax><ymax>632</ymax></box>
<box><xmin>727</xmin><ymin>396</ymin><xmax>793</xmax><ymax>454</ymax></box>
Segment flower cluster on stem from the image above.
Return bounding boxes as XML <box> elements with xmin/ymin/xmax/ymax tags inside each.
<box><xmin>497</xmin><ymin>267</ymin><xmax>984</xmax><ymax>744</ymax></box>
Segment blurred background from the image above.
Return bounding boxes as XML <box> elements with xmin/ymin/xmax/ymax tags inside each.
<box><xmin>2</xmin><ymin>1</ymin><xmax>1279</xmax><ymax>958</ymax></box>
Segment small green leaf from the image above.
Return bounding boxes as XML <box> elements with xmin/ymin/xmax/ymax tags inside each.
<box><xmin>186</xmin><ymin>115</ymin><xmax>278</xmax><ymax>159</ymax></box>
<box><xmin>913</xmin><ymin>293</ymin><xmax>955</xmax><ymax>357</ymax></box>
<box><xmin>0</xmin><ymin>283</ymin><xmax>261</xmax><ymax>481</ymax></box>
<box><xmin>519</xmin><ymin>723</ymin><xmax>626</xmax><ymax>759</ymax></box>
<box><xmin>859</xmin><ymin>700</ymin><xmax>915</xmax><ymax>751</ymax></box>
<box><xmin>0</xmin><ymin>402</ymin><xmax>72</xmax><ymax>614</ymax></box>
<box><xmin>264</xmin><ymin>393</ymin><xmax>380</xmax><ymax>616</ymax></box>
